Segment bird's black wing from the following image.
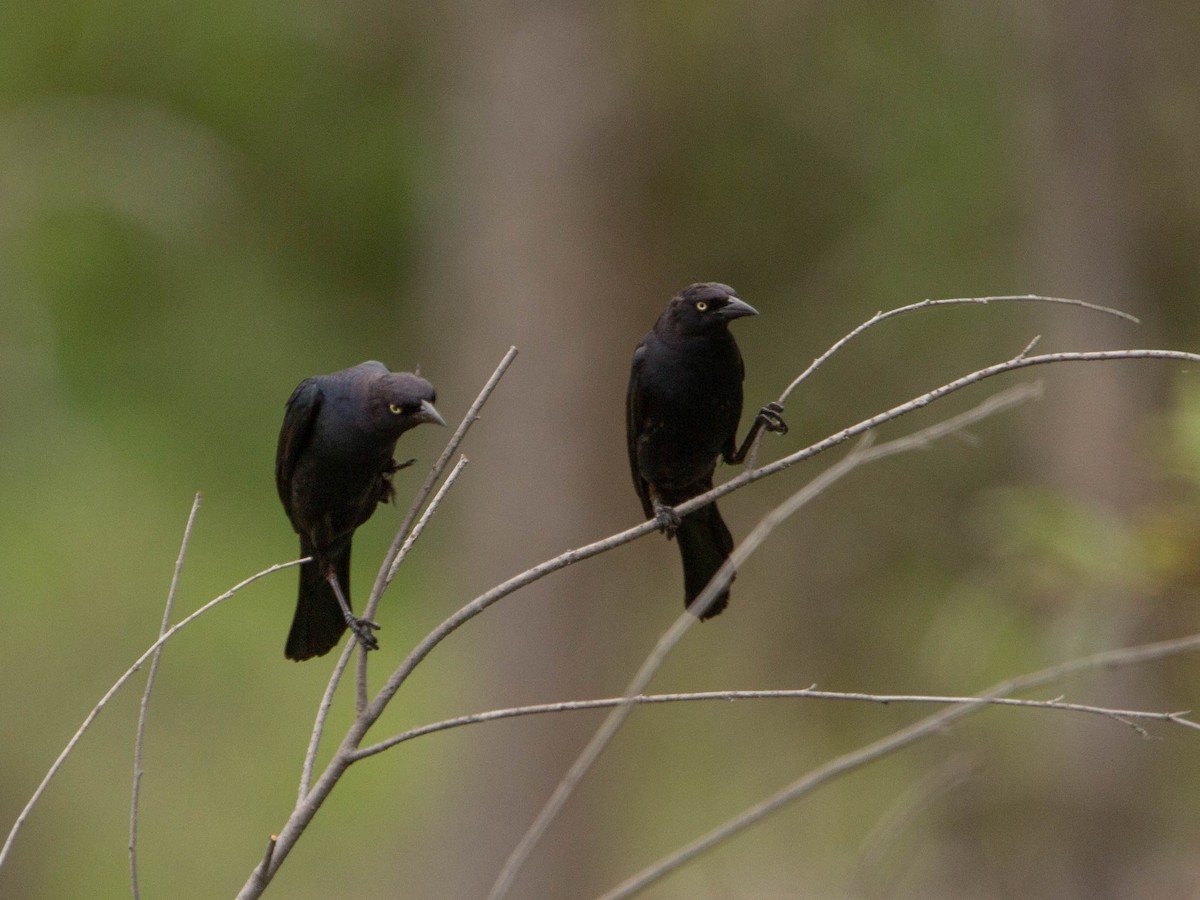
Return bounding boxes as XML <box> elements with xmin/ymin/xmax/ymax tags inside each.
<box><xmin>275</xmin><ymin>378</ymin><xmax>323</xmax><ymax>525</ymax></box>
<box><xmin>625</xmin><ymin>338</ymin><xmax>655</xmax><ymax>520</ymax></box>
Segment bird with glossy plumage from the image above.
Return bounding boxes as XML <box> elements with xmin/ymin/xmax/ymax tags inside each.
<box><xmin>626</xmin><ymin>283</ymin><xmax>786</xmax><ymax>618</ymax></box>
<box><xmin>276</xmin><ymin>361</ymin><xmax>444</xmax><ymax>660</ymax></box>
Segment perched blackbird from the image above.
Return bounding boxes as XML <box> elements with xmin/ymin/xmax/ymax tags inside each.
<box><xmin>626</xmin><ymin>283</ymin><xmax>787</xmax><ymax>618</ymax></box>
<box><xmin>276</xmin><ymin>361</ymin><xmax>444</xmax><ymax>660</ymax></box>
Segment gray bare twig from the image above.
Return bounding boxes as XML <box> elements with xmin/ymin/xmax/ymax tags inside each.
<box><xmin>351</xmin><ymin>687</ymin><xmax>1197</xmax><ymax>762</ymax></box>
<box><xmin>366</xmin><ymin>347</ymin><xmax>517</xmax><ymax>619</ymax></box>
<box><xmin>597</xmin><ymin>632</ymin><xmax>1200</xmax><ymax>899</ymax></box>
<box><xmin>299</xmin><ymin>455</ymin><xmax>470</xmax><ymax>797</ymax></box>
<box><xmin>130</xmin><ymin>492</ymin><xmax>202</xmax><ymax>899</ymax></box>
<box><xmin>742</xmin><ymin>294</ymin><xmax>1135</xmax><ymax>468</ymax></box>
<box><xmin>781</xmin><ymin>294</ymin><xmax>1136</xmax><ymax>404</ymax></box>
<box><xmin>0</xmin><ymin>556</ymin><xmax>304</xmax><ymax>871</ymax></box>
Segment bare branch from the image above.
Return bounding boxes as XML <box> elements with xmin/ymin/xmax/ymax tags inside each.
<box><xmin>350</xmin><ymin>686</ymin><xmax>1199</xmax><ymax>762</ymax></box>
<box><xmin>387</xmin><ymin>455</ymin><xmax>469</xmax><ymax>583</ymax></box>
<box><xmin>737</xmin><ymin>294</ymin><xmax>1131</xmax><ymax>468</ymax></box>
<box><xmin>130</xmin><ymin>492</ymin><xmax>202</xmax><ymax>899</ymax></box>
<box><xmin>364</xmin><ymin>347</ymin><xmax>517</xmax><ymax>620</ymax></box>
<box><xmin>487</xmin><ymin>384</ymin><xmax>1041</xmax><ymax>900</ymax></box>
<box><xmin>723</xmin><ymin>348</ymin><xmax>1200</xmax><ymax>513</ymax></box>
<box><xmin>299</xmin><ymin>641</ymin><xmax>354</xmax><ymax>804</ymax></box>
<box><xmin>0</xmin><ymin>556</ymin><xmax>303</xmax><ymax>872</ymax></box>
<box><xmin>356</xmin><ymin>457</ymin><xmax>470</xmax><ymax>716</ymax></box>
<box><xmin>597</xmin><ymin>632</ymin><xmax>1200</xmax><ymax>899</ymax></box>
<box><xmin>779</xmin><ymin>294</ymin><xmax>1137</xmax><ymax>404</ymax></box>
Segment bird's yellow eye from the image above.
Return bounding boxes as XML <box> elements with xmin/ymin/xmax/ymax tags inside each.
<box><xmin>388</xmin><ymin>403</ymin><xmax>403</xmax><ymax>415</ymax></box>
<box><xmin>695</xmin><ymin>301</ymin><xmax>708</xmax><ymax>311</ymax></box>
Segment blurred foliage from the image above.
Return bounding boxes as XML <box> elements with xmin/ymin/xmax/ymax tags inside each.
<box><xmin>2</xmin><ymin>2</ymin><xmax>1199</xmax><ymax>898</ymax></box>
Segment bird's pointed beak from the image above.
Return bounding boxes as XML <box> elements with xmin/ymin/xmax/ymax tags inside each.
<box><xmin>418</xmin><ymin>399</ymin><xmax>446</xmax><ymax>427</ymax></box>
<box><xmin>717</xmin><ymin>296</ymin><xmax>759</xmax><ymax>320</ymax></box>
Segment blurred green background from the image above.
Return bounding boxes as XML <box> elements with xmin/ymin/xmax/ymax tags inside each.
<box><xmin>3</xmin><ymin>2</ymin><xmax>1200</xmax><ymax>897</ymax></box>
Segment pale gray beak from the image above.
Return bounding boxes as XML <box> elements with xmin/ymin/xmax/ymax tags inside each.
<box><xmin>418</xmin><ymin>399</ymin><xmax>446</xmax><ymax>427</ymax></box>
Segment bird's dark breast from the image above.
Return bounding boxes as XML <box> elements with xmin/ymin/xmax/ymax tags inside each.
<box><xmin>289</xmin><ymin>425</ymin><xmax>395</xmax><ymax>551</ymax></box>
<box><xmin>635</xmin><ymin>337</ymin><xmax>742</xmax><ymax>497</ymax></box>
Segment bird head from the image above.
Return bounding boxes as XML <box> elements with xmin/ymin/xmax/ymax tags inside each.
<box><xmin>663</xmin><ymin>282</ymin><xmax>759</xmax><ymax>335</ymax></box>
<box><xmin>370</xmin><ymin>371</ymin><xmax>445</xmax><ymax>436</ymax></box>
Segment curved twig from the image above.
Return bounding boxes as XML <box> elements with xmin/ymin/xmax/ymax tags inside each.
<box><xmin>739</xmin><ymin>294</ymin><xmax>1135</xmax><ymax>469</ymax></box>
<box><xmin>0</xmin><ymin>556</ymin><xmax>303</xmax><ymax>872</ymax></box>
<box><xmin>130</xmin><ymin>492</ymin><xmax>202</xmax><ymax>899</ymax></box>
<box><xmin>351</xmin><ymin>688</ymin><xmax>1197</xmax><ymax>762</ymax></box>
<box><xmin>779</xmin><ymin>294</ymin><xmax>1137</xmax><ymax>404</ymax></box>
<box><xmin>597</xmin><ymin>632</ymin><xmax>1200</xmax><ymax>899</ymax></box>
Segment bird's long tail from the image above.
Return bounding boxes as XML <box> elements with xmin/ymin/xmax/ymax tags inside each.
<box><xmin>285</xmin><ymin>538</ymin><xmax>351</xmax><ymax>660</ymax></box>
<box><xmin>676</xmin><ymin>500</ymin><xmax>735</xmax><ymax>619</ymax></box>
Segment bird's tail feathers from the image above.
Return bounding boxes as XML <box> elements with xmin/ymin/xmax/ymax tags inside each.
<box><xmin>676</xmin><ymin>501</ymin><xmax>735</xmax><ymax>619</ymax></box>
<box><xmin>285</xmin><ymin>540</ymin><xmax>351</xmax><ymax>660</ymax></box>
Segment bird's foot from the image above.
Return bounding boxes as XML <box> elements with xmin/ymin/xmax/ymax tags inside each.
<box><xmin>378</xmin><ymin>475</ymin><xmax>396</xmax><ymax>505</ymax></box>
<box><xmin>653</xmin><ymin>503</ymin><xmax>682</xmax><ymax>539</ymax></box>
<box><xmin>378</xmin><ymin>459</ymin><xmax>416</xmax><ymax>505</ymax></box>
<box><xmin>346</xmin><ymin>615</ymin><xmax>381</xmax><ymax>652</ymax></box>
<box><xmin>757</xmin><ymin>401</ymin><xmax>788</xmax><ymax>435</ymax></box>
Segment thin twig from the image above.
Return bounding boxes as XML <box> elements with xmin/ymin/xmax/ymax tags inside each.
<box><xmin>722</xmin><ymin>348</ymin><xmax>1200</xmax><ymax>512</ymax></box>
<box><xmin>387</xmin><ymin>455</ymin><xmax>469</xmax><ymax>583</ymax></box>
<box><xmin>321</xmin><ymin>349</ymin><xmax>514</xmax><ymax>724</ymax></box>
<box><xmin>780</xmin><ymin>294</ymin><xmax>1136</xmax><ymax>403</ymax></box>
<box><xmin>260</xmin><ymin>836</ymin><xmax>277</xmax><ymax>877</ymax></box>
<box><xmin>365</xmin><ymin>347</ymin><xmax>517</xmax><ymax>620</ymax></box>
<box><xmin>242</xmin><ymin>836</ymin><xmax>277</xmax><ymax>898</ymax></box>
<box><xmin>0</xmin><ymin>557</ymin><xmax>304</xmax><ymax>872</ymax></box>
<box><xmin>357</xmin><ymin>456</ymin><xmax>469</xmax><ymax>715</ymax></box>
<box><xmin>130</xmin><ymin>492</ymin><xmax>202</xmax><ymax>899</ymax></box>
<box><xmin>597</xmin><ymin>631</ymin><xmax>1200</xmax><ymax>899</ymax></box>
<box><xmin>349</xmin><ymin>687</ymin><xmax>1197</xmax><ymax>762</ymax></box>
<box><xmin>487</xmin><ymin>384</ymin><xmax>1040</xmax><ymax>900</ymax></box>
<box><xmin>299</xmin><ymin>640</ymin><xmax>355</xmax><ymax>804</ymax></box>
<box><xmin>741</xmin><ymin>294</ymin><xmax>1133</xmax><ymax>469</ymax></box>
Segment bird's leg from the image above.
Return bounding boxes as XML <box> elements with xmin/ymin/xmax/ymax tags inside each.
<box><xmin>726</xmin><ymin>401</ymin><xmax>788</xmax><ymax>465</ymax></box>
<box><xmin>325</xmin><ymin>572</ymin><xmax>380</xmax><ymax>652</ymax></box>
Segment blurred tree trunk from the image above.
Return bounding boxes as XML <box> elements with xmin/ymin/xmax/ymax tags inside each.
<box><xmin>1020</xmin><ymin>3</ymin><xmax>1162</xmax><ymax>898</ymax></box>
<box><xmin>416</xmin><ymin>4</ymin><xmax>648</xmax><ymax>897</ymax></box>
<box><xmin>1023</xmin><ymin>0</ymin><xmax>1159</xmax><ymax>507</ymax></box>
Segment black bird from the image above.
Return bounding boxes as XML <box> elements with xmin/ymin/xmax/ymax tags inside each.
<box><xmin>626</xmin><ymin>283</ymin><xmax>787</xmax><ymax>619</ymax></box>
<box><xmin>276</xmin><ymin>361</ymin><xmax>445</xmax><ymax>660</ymax></box>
